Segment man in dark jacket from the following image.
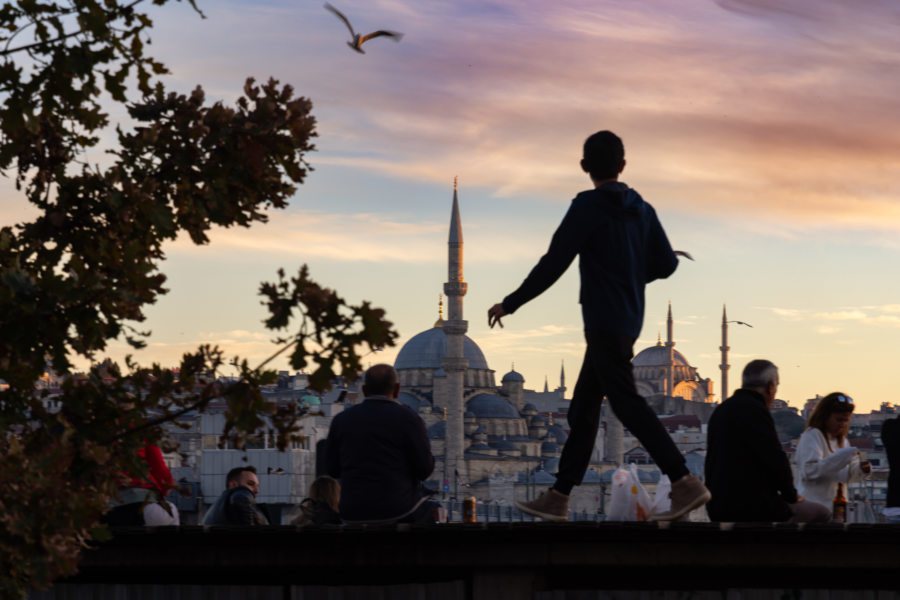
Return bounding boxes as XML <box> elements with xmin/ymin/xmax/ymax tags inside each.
<box><xmin>488</xmin><ymin>130</ymin><xmax>709</xmax><ymax>521</ymax></box>
<box><xmin>202</xmin><ymin>465</ymin><xmax>269</xmax><ymax>526</ymax></box>
<box><xmin>705</xmin><ymin>359</ymin><xmax>830</xmax><ymax>522</ymax></box>
<box><xmin>880</xmin><ymin>416</ymin><xmax>900</xmax><ymax>521</ymax></box>
<box><xmin>325</xmin><ymin>364</ymin><xmax>437</xmax><ymax>523</ymax></box>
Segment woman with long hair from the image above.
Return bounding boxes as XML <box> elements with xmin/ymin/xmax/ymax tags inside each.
<box><xmin>292</xmin><ymin>476</ymin><xmax>342</xmax><ymax>526</ymax></box>
<box><xmin>795</xmin><ymin>393</ymin><xmax>871</xmax><ymax>507</ymax></box>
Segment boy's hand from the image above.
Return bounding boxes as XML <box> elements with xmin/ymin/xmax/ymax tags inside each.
<box><xmin>487</xmin><ymin>303</ymin><xmax>506</xmax><ymax>328</ymax></box>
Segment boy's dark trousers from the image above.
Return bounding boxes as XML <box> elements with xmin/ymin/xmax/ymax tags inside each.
<box><xmin>554</xmin><ymin>330</ymin><xmax>689</xmax><ymax>495</ymax></box>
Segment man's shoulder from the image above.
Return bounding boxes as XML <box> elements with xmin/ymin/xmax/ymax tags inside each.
<box><xmin>339</xmin><ymin>397</ymin><xmax>419</xmax><ymax>421</ymax></box>
<box><xmin>715</xmin><ymin>390</ymin><xmax>766</xmax><ymax>418</ymax></box>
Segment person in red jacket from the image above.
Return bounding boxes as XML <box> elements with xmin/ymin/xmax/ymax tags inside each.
<box><xmin>103</xmin><ymin>442</ymin><xmax>179</xmax><ymax>526</ymax></box>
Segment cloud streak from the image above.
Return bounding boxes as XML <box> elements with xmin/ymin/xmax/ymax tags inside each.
<box><xmin>760</xmin><ymin>305</ymin><xmax>900</xmax><ymax>328</ymax></box>
<box><xmin>167</xmin><ymin>209</ymin><xmax>547</xmax><ymax>265</ymax></box>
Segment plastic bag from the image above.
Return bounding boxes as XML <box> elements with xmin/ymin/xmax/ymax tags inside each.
<box><xmin>606</xmin><ymin>464</ymin><xmax>654</xmax><ymax>521</ymax></box>
<box><xmin>652</xmin><ymin>474</ymin><xmax>671</xmax><ymax>515</ymax></box>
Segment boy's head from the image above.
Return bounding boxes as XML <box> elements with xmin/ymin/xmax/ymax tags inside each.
<box><xmin>581</xmin><ymin>130</ymin><xmax>625</xmax><ymax>181</ymax></box>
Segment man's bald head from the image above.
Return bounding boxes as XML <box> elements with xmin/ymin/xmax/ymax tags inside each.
<box><xmin>363</xmin><ymin>364</ymin><xmax>400</xmax><ymax>398</ymax></box>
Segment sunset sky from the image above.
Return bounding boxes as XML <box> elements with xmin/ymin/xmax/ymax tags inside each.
<box><xmin>6</xmin><ymin>0</ymin><xmax>900</xmax><ymax>412</ymax></box>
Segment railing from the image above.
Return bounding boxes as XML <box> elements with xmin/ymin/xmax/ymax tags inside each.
<box><xmin>443</xmin><ymin>500</ymin><xmax>604</xmax><ymax>523</ymax></box>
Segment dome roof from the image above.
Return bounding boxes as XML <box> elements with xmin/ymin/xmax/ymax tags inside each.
<box><xmin>541</xmin><ymin>441</ymin><xmax>560</xmax><ymax>452</ymax></box>
<box><xmin>531</xmin><ymin>414</ymin><xmax>548</xmax><ymax>425</ymax></box>
<box><xmin>501</xmin><ymin>370</ymin><xmax>525</xmax><ymax>383</ymax></box>
<box><xmin>466</xmin><ymin>393</ymin><xmax>520</xmax><ymax>419</ymax></box>
<box><xmin>398</xmin><ymin>391</ymin><xmax>425</xmax><ymax>411</ymax></box>
<box><xmin>545</xmin><ymin>425</ymin><xmax>568</xmax><ymax>445</ymax></box>
<box><xmin>522</xmin><ymin>403</ymin><xmax>537</xmax><ymax>413</ymax></box>
<box><xmin>535</xmin><ymin>469</ymin><xmax>557</xmax><ymax>483</ymax></box>
<box><xmin>492</xmin><ymin>439</ymin><xmax>517</xmax><ymax>451</ymax></box>
<box><xmin>427</xmin><ymin>420</ymin><xmax>446</xmax><ymax>439</ymax></box>
<box><xmin>632</xmin><ymin>342</ymin><xmax>691</xmax><ymax>368</ymax></box>
<box><xmin>394</xmin><ymin>326</ymin><xmax>489</xmax><ymax>370</ymax></box>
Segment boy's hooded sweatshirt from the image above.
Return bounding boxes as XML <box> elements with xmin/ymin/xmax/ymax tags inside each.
<box><xmin>502</xmin><ymin>181</ymin><xmax>678</xmax><ymax>338</ymax></box>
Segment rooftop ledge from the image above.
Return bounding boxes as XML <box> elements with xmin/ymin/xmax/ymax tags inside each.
<box><xmin>40</xmin><ymin>522</ymin><xmax>900</xmax><ymax>600</ymax></box>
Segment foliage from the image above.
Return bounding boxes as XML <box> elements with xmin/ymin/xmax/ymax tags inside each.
<box><xmin>0</xmin><ymin>1</ymin><xmax>396</xmax><ymax>596</ymax></box>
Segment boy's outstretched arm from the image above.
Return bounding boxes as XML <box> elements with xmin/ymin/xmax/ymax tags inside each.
<box><xmin>487</xmin><ymin>303</ymin><xmax>507</xmax><ymax>329</ymax></box>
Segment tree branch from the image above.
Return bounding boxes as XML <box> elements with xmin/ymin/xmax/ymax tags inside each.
<box><xmin>0</xmin><ymin>0</ymin><xmax>146</xmax><ymax>57</ymax></box>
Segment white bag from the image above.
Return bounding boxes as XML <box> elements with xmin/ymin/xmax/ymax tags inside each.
<box><xmin>651</xmin><ymin>474</ymin><xmax>671</xmax><ymax>516</ymax></box>
<box><xmin>606</xmin><ymin>464</ymin><xmax>653</xmax><ymax>521</ymax></box>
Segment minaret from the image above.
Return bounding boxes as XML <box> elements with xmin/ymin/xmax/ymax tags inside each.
<box><xmin>720</xmin><ymin>305</ymin><xmax>730</xmax><ymax>402</ymax></box>
<box><xmin>442</xmin><ymin>177</ymin><xmax>468</xmax><ymax>482</ymax></box>
<box><xmin>559</xmin><ymin>360</ymin><xmax>566</xmax><ymax>395</ymax></box>
<box><xmin>543</xmin><ymin>376</ymin><xmax>549</xmax><ymax>393</ymax></box>
<box><xmin>665</xmin><ymin>302</ymin><xmax>675</xmax><ymax>396</ymax></box>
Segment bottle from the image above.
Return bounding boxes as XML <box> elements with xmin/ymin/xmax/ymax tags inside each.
<box><xmin>463</xmin><ymin>496</ymin><xmax>477</xmax><ymax>523</ymax></box>
<box><xmin>833</xmin><ymin>482</ymin><xmax>847</xmax><ymax>523</ymax></box>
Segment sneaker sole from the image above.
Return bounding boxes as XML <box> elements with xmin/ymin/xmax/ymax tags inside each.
<box><xmin>514</xmin><ymin>500</ymin><xmax>568</xmax><ymax>522</ymax></box>
<box><xmin>649</xmin><ymin>489</ymin><xmax>712</xmax><ymax>522</ymax></box>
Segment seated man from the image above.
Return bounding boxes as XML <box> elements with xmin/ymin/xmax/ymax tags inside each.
<box><xmin>881</xmin><ymin>415</ymin><xmax>900</xmax><ymax>521</ymax></box>
<box><xmin>705</xmin><ymin>359</ymin><xmax>830</xmax><ymax>523</ymax></box>
<box><xmin>202</xmin><ymin>465</ymin><xmax>269</xmax><ymax>526</ymax></box>
<box><xmin>325</xmin><ymin>364</ymin><xmax>438</xmax><ymax>523</ymax></box>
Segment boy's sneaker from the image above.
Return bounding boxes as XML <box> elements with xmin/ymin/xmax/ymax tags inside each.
<box><xmin>514</xmin><ymin>488</ymin><xmax>569</xmax><ymax>522</ymax></box>
<box><xmin>650</xmin><ymin>474</ymin><xmax>711</xmax><ymax>521</ymax></box>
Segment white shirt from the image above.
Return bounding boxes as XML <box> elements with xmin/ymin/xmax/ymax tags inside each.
<box><xmin>794</xmin><ymin>427</ymin><xmax>866</xmax><ymax>507</ymax></box>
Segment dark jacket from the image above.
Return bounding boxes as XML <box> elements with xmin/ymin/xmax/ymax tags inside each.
<box><xmin>326</xmin><ymin>395</ymin><xmax>434</xmax><ymax>521</ymax></box>
<box><xmin>293</xmin><ymin>498</ymin><xmax>342</xmax><ymax>526</ymax></box>
<box><xmin>501</xmin><ymin>183</ymin><xmax>678</xmax><ymax>338</ymax></box>
<box><xmin>882</xmin><ymin>417</ymin><xmax>900</xmax><ymax>508</ymax></box>
<box><xmin>201</xmin><ymin>486</ymin><xmax>269</xmax><ymax>526</ymax></box>
<box><xmin>705</xmin><ymin>388</ymin><xmax>798</xmax><ymax>522</ymax></box>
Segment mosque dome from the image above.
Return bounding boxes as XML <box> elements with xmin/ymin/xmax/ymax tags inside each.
<box><xmin>632</xmin><ymin>341</ymin><xmax>691</xmax><ymax>368</ymax></box>
<box><xmin>535</xmin><ymin>469</ymin><xmax>557</xmax><ymax>484</ymax></box>
<box><xmin>541</xmin><ymin>440</ymin><xmax>560</xmax><ymax>453</ymax></box>
<box><xmin>394</xmin><ymin>326</ymin><xmax>489</xmax><ymax>370</ymax></box>
<box><xmin>542</xmin><ymin>458</ymin><xmax>560</xmax><ymax>475</ymax></box>
<box><xmin>545</xmin><ymin>425</ymin><xmax>568</xmax><ymax>445</ymax></box>
<box><xmin>468</xmin><ymin>443</ymin><xmax>494</xmax><ymax>454</ymax></box>
<box><xmin>492</xmin><ymin>439</ymin><xmax>517</xmax><ymax>452</ymax></box>
<box><xmin>301</xmin><ymin>394</ymin><xmax>320</xmax><ymax>406</ymax></box>
<box><xmin>522</xmin><ymin>403</ymin><xmax>538</xmax><ymax>414</ymax></box>
<box><xmin>398</xmin><ymin>391</ymin><xmax>426</xmax><ymax>411</ymax></box>
<box><xmin>501</xmin><ymin>370</ymin><xmax>525</xmax><ymax>383</ymax></box>
<box><xmin>466</xmin><ymin>393</ymin><xmax>520</xmax><ymax>419</ymax></box>
<box><xmin>427</xmin><ymin>420</ymin><xmax>446</xmax><ymax>439</ymax></box>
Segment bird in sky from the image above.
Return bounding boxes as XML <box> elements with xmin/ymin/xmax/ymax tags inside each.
<box><xmin>674</xmin><ymin>250</ymin><xmax>694</xmax><ymax>261</ymax></box>
<box><xmin>728</xmin><ymin>320</ymin><xmax>753</xmax><ymax>328</ymax></box>
<box><xmin>324</xmin><ymin>3</ymin><xmax>404</xmax><ymax>54</ymax></box>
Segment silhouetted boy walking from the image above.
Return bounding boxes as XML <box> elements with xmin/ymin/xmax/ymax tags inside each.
<box><xmin>488</xmin><ymin>130</ymin><xmax>710</xmax><ymax>521</ymax></box>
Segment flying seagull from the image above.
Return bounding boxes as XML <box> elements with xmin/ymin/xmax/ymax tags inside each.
<box><xmin>674</xmin><ymin>250</ymin><xmax>694</xmax><ymax>261</ymax></box>
<box><xmin>324</xmin><ymin>3</ymin><xmax>403</xmax><ymax>54</ymax></box>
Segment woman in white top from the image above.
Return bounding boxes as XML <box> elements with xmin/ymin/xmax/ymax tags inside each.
<box><xmin>795</xmin><ymin>392</ymin><xmax>871</xmax><ymax>507</ymax></box>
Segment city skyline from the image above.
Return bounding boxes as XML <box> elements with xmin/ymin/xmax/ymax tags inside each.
<box><xmin>3</xmin><ymin>0</ymin><xmax>899</xmax><ymax>411</ymax></box>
